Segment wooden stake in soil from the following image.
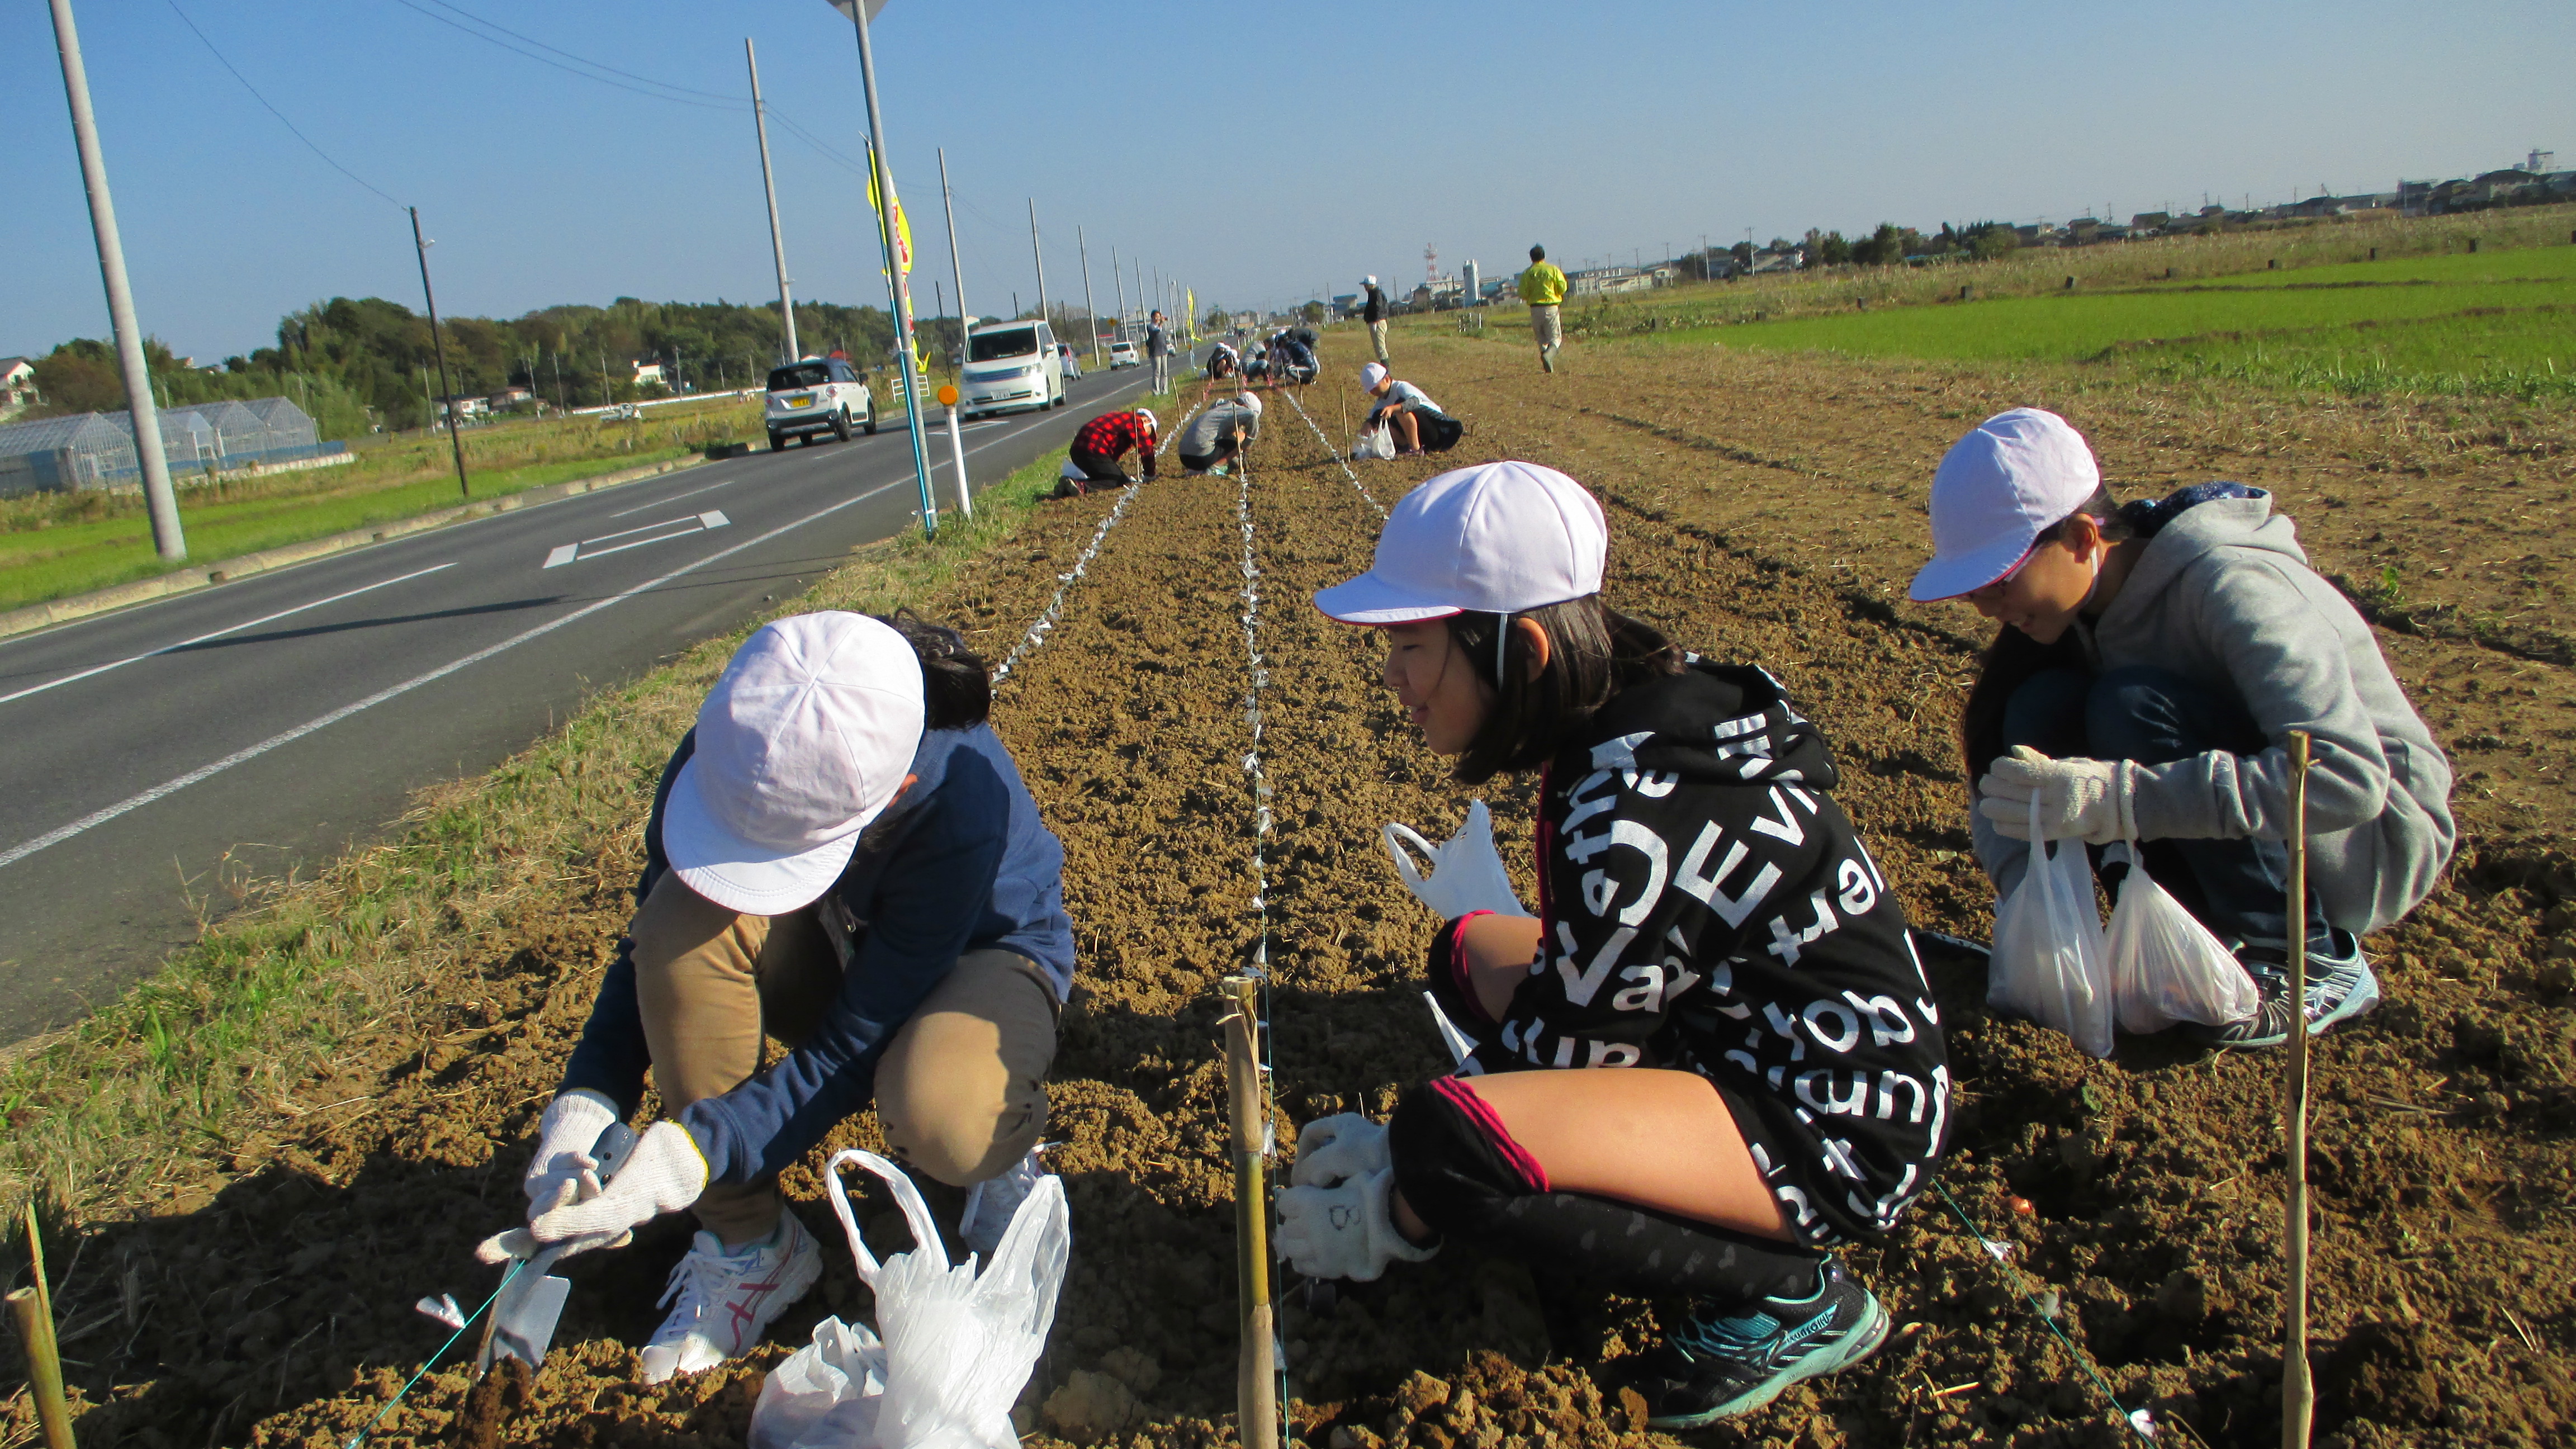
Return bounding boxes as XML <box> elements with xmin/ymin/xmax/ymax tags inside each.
<box><xmin>1221</xmin><ymin>974</ymin><xmax>1281</xmax><ymax>1449</ymax></box>
<box><xmin>2282</xmin><ymin>729</ymin><xmax>2314</xmax><ymax>1449</ymax></box>
<box><xmin>12</xmin><ymin>1203</ymin><xmax>75</xmax><ymax>1449</ymax></box>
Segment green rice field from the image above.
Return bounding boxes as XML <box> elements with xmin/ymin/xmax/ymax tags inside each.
<box><xmin>1663</xmin><ymin>244</ymin><xmax>2576</xmax><ymax>399</ymax></box>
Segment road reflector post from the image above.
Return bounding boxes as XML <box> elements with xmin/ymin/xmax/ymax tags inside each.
<box><xmin>936</xmin><ymin>383</ymin><xmax>971</xmax><ymax>520</ymax></box>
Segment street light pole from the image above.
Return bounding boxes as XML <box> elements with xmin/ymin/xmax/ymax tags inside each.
<box><xmin>1078</xmin><ymin>224</ymin><xmax>1100</xmax><ymax>366</ymax></box>
<box><xmin>48</xmin><ymin>0</ymin><xmax>184</xmax><ymax>560</ymax></box>
<box><xmin>745</xmin><ymin>38</ymin><xmax>799</xmax><ymax>363</ymax></box>
<box><xmin>410</xmin><ymin>207</ymin><xmax>471</xmax><ymax>499</ymax></box>
<box><xmin>1028</xmin><ymin>198</ymin><xmax>1049</xmax><ymax>340</ymax></box>
<box><xmin>835</xmin><ymin>0</ymin><xmax>938</xmax><ymax>537</ymax></box>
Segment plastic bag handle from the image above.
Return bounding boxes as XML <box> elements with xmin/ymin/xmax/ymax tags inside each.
<box><xmin>1382</xmin><ymin>822</ymin><xmax>1437</xmax><ymax>892</ymax></box>
<box><xmin>821</xmin><ymin>1148</ymin><xmax>948</xmax><ymax>1288</ymax></box>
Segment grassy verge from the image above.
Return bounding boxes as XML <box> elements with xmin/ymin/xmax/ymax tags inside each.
<box><xmin>0</xmin><ymin>437</ymin><xmax>1091</xmax><ymax>1224</ymax></box>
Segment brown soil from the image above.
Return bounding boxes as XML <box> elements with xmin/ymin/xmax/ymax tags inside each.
<box><xmin>10</xmin><ymin>336</ymin><xmax>2573</xmax><ymax>1449</ymax></box>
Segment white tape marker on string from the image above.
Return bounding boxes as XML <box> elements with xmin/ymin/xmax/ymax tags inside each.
<box><xmin>1234</xmin><ymin>438</ymin><xmax>1273</xmax><ymax>956</ymax></box>
<box><xmin>1283</xmin><ymin>388</ymin><xmax>1386</xmax><ymax>519</ymax></box>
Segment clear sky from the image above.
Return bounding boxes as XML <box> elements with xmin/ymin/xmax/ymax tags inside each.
<box><xmin>6</xmin><ymin>0</ymin><xmax>2570</xmax><ymax>363</ymax></box>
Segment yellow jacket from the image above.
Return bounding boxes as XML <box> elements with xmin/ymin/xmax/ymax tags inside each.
<box><xmin>1518</xmin><ymin>262</ymin><xmax>1568</xmax><ymax>306</ymax></box>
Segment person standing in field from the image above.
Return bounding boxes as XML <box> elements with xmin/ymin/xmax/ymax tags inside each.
<box><xmin>1145</xmin><ymin>309</ymin><xmax>1174</xmax><ymax>395</ymax></box>
<box><xmin>1362</xmin><ymin>275</ymin><xmax>1392</xmax><ymax>366</ymax></box>
<box><xmin>1519</xmin><ymin>244</ymin><xmax>1568</xmax><ymax>373</ymax></box>
<box><xmin>1914</xmin><ymin>408</ymin><xmax>2454</xmax><ymax>1048</ymax></box>
<box><xmin>1277</xmin><ymin>462</ymin><xmax>1947</xmax><ymax>1426</ymax></box>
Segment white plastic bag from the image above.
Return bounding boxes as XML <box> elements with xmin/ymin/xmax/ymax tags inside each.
<box><xmin>750</xmin><ymin>1149</ymin><xmax>1069</xmax><ymax>1449</ymax></box>
<box><xmin>1382</xmin><ymin>800</ymin><xmax>1532</xmax><ymax>920</ymax></box>
<box><xmin>1987</xmin><ymin>795</ymin><xmax>2115</xmax><ymax>1057</ymax></box>
<box><xmin>1349</xmin><ymin>422</ymin><xmax>1395</xmax><ymax>461</ymax></box>
<box><xmin>2103</xmin><ymin>841</ymin><xmax>2260</xmax><ymax>1033</ymax></box>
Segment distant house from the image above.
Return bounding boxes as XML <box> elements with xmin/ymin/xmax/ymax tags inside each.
<box><xmin>1565</xmin><ymin>264</ymin><xmax>1670</xmax><ymax>297</ymax></box>
<box><xmin>1747</xmin><ymin>248</ymin><xmax>1802</xmax><ymax>274</ymax></box>
<box><xmin>490</xmin><ymin>386</ymin><xmax>536</xmax><ymax>410</ymax></box>
<box><xmin>434</xmin><ymin>395</ymin><xmax>491</xmax><ymax>422</ymax></box>
<box><xmin>0</xmin><ymin>357</ymin><xmax>36</xmax><ymax>415</ymax></box>
<box><xmin>2129</xmin><ymin>211</ymin><xmax>2172</xmax><ymax>233</ymax></box>
<box><xmin>631</xmin><ymin>359</ymin><xmax>667</xmax><ymax>387</ymax></box>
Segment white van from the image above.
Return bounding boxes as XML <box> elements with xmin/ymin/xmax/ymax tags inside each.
<box><xmin>958</xmin><ymin>320</ymin><xmax>1065</xmax><ymax>420</ymax></box>
<box><xmin>764</xmin><ymin>357</ymin><xmax>877</xmax><ymax>449</ymax></box>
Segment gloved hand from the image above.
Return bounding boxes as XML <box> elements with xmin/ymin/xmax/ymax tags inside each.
<box><xmin>522</xmin><ymin>1089</ymin><xmax>619</xmax><ymax>1214</ymax></box>
<box><xmin>477</xmin><ymin>1120</ymin><xmax>705</xmax><ymax>1265</ymax></box>
<box><xmin>1978</xmin><ymin>745</ymin><xmax>2137</xmax><ymax>845</ymax></box>
<box><xmin>1383</xmin><ymin>800</ymin><xmax>1531</xmax><ymax>921</ymax></box>
<box><xmin>1275</xmin><ymin>1167</ymin><xmax>1437</xmax><ymax>1282</ymax></box>
<box><xmin>1290</xmin><ymin>1114</ymin><xmax>1391</xmax><ymax>1190</ymax></box>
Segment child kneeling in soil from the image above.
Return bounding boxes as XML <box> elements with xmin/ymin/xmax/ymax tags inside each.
<box><xmin>1911</xmin><ymin>408</ymin><xmax>2454</xmax><ymax>1048</ymax></box>
<box><xmin>480</xmin><ymin>610</ymin><xmax>1072</xmax><ymax>1383</ymax></box>
<box><xmin>1282</xmin><ymin>462</ymin><xmax>1950</xmax><ymax>1427</ymax></box>
<box><xmin>1359</xmin><ymin>363</ymin><xmax>1462</xmax><ymax>457</ymax></box>
<box><xmin>1059</xmin><ymin>407</ymin><xmax>1158</xmax><ymax>496</ymax></box>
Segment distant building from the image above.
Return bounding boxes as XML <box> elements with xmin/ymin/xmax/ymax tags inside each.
<box><xmin>435</xmin><ymin>395</ymin><xmax>491</xmax><ymax>421</ymax></box>
<box><xmin>631</xmin><ymin>359</ymin><xmax>667</xmax><ymax>387</ymax></box>
<box><xmin>2531</xmin><ymin>150</ymin><xmax>2557</xmax><ymax>176</ymax></box>
<box><xmin>490</xmin><ymin>387</ymin><xmax>536</xmax><ymax>410</ymax></box>
<box><xmin>1565</xmin><ymin>264</ymin><xmax>1672</xmax><ymax>297</ymax></box>
<box><xmin>0</xmin><ymin>357</ymin><xmax>36</xmax><ymax>416</ymax></box>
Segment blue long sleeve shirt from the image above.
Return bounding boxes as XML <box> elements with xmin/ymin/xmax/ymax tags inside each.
<box><xmin>558</xmin><ymin>722</ymin><xmax>1073</xmax><ymax>1185</ymax></box>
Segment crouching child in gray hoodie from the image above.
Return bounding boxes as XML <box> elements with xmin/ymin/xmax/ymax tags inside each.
<box><xmin>1909</xmin><ymin>407</ymin><xmax>2454</xmax><ymax>1049</ymax></box>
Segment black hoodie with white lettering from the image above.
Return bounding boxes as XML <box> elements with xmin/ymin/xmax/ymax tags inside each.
<box><xmin>1448</xmin><ymin>661</ymin><xmax>1950</xmax><ymax>1246</ymax></box>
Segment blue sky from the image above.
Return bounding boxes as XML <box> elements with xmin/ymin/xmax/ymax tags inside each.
<box><xmin>6</xmin><ymin>0</ymin><xmax>2570</xmax><ymax>362</ymax></box>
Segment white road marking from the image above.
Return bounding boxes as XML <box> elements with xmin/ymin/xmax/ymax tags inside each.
<box><xmin>546</xmin><ymin>510</ymin><xmax>731</xmax><ymax>567</ymax></box>
<box><xmin>543</xmin><ymin>543</ymin><xmax>579</xmax><ymax>569</ymax></box>
<box><xmin>0</xmin><ymin>562</ymin><xmax>459</xmax><ymax>707</ymax></box>
<box><xmin>607</xmin><ymin>476</ymin><xmax>736</xmax><ymax>518</ymax></box>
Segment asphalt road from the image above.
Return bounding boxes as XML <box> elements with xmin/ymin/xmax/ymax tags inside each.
<box><xmin>0</xmin><ymin>362</ymin><xmax>1170</xmax><ymax>1043</ymax></box>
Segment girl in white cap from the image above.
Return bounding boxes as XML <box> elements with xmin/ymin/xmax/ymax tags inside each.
<box><xmin>481</xmin><ymin>610</ymin><xmax>1072</xmax><ymax>1383</ymax></box>
<box><xmin>1911</xmin><ymin>407</ymin><xmax>2453</xmax><ymax>1048</ymax></box>
<box><xmin>1358</xmin><ymin>363</ymin><xmax>1460</xmax><ymax>458</ymax></box>
<box><xmin>1281</xmin><ymin>461</ymin><xmax>1949</xmax><ymax>1426</ymax></box>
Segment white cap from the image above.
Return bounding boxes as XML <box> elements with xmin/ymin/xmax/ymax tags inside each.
<box><xmin>1360</xmin><ymin>362</ymin><xmax>1389</xmax><ymax>391</ymax></box>
<box><xmin>1314</xmin><ymin>461</ymin><xmax>1607</xmax><ymax>625</ymax></box>
<box><xmin>1365</xmin><ymin>274</ymin><xmax>1378</xmax><ymax>287</ymax></box>
<box><xmin>1236</xmin><ymin>392</ymin><xmax>1263</xmax><ymax>411</ymax></box>
<box><xmin>661</xmin><ymin>613</ymin><xmax>925</xmax><ymax>915</ymax></box>
<box><xmin>1134</xmin><ymin>407</ymin><xmax>1157</xmax><ymax>430</ymax></box>
<box><xmin>1908</xmin><ymin>408</ymin><xmax>2103</xmax><ymax>602</ymax></box>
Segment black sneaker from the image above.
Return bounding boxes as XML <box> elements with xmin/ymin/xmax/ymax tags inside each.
<box><xmin>2193</xmin><ymin>933</ymin><xmax>2380</xmax><ymax>1050</ymax></box>
<box><xmin>1617</xmin><ymin>1259</ymin><xmax>1888</xmax><ymax>1428</ymax></box>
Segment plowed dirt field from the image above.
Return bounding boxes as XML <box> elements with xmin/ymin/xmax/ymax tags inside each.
<box><xmin>11</xmin><ymin>331</ymin><xmax>2573</xmax><ymax>1449</ymax></box>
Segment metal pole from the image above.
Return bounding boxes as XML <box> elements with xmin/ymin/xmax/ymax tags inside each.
<box><xmin>745</xmin><ymin>39</ymin><xmax>799</xmax><ymax>363</ymax></box>
<box><xmin>410</xmin><ymin>207</ymin><xmax>471</xmax><ymax>499</ymax></box>
<box><xmin>1028</xmin><ymin>198</ymin><xmax>1049</xmax><ymax>340</ymax></box>
<box><xmin>937</xmin><ymin>145</ymin><xmax>970</xmax><ymax>347</ymax></box>
<box><xmin>2283</xmin><ymin>730</ymin><xmax>2315</xmax><ymax>1449</ymax></box>
<box><xmin>845</xmin><ymin>2</ymin><xmax>939</xmax><ymax>538</ymax></box>
<box><xmin>1078</xmin><ymin>225</ymin><xmax>1100</xmax><ymax>366</ymax></box>
<box><xmin>1111</xmin><ymin>243</ymin><xmax>1127</xmax><ymax>347</ymax></box>
<box><xmin>1223</xmin><ymin>974</ymin><xmax>1280</xmax><ymax>1449</ymax></box>
<box><xmin>50</xmin><ymin>0</ymin><xmax>184</xmax><ymax>560</ymax></box>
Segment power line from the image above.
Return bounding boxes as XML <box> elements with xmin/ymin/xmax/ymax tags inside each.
<box><xmin>414</xmin><ymin>0</ymin><xmax>740</xmax><ymax>102</ymax></box>
<box><xmin>383</xmin><ymin>0</ymin><xmax>741</xmax><ymax>112</ymax></box>
<box><xmin>166</xmin><ymin>0</ymin><xmax>404</xmax><ymax>209</ymax></box>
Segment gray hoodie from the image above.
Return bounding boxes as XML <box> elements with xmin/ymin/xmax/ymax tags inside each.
<box><xmin>1974</xmin><ymin>494</ymin><xmax>2454</xmax><ymax>934</ymax></box>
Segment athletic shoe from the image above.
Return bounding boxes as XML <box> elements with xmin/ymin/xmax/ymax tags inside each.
<box><xmin>959</xmin><ymin>1146</ymin><xmax>1050</xmax><ymax>1259</ymax></box>
<box><xmin>1617</xmin><ymin>1259</ymin><xmax>1888</xmax><ymax>1428</ymax></box>
<box><xmin>2192</xmin><ymin>932</ymin><xmax>2379</xmax><ymax>1050</ymax></box>
<box><xmin>637</xmin><ymin>1214</ymin><xmax>822</xmax><ymax>1384</ymax></box>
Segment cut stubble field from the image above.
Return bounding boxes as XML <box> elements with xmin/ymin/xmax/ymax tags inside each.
<box><xmin>5</xmin><ymin>334</ymin><xmax>2573</xmax><ymax>1449</ymax></box>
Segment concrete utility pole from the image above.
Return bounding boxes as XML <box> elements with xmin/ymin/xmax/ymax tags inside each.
<box><xmin>1111</xmin><ymin>243</ymin><xmax>1126</xmax><ymax>343</ymax></box>
<box><xmin>1028</xmin><ymin>198</ymin><xmax>1049</xmax><ymax>339</ymax></box>
<box><xmin>938</xmin><ymin>146</ymin><xmax>969</xmax><ymax>353</ymax></box>
<box><xmin>49</xmin><ymin>0</ymin><xmax>183</xmax><ymax>560</ymax></box>
<box><xmin>745</xmin><ymin>39</ymin><xmax>799</xmax><ymax>362</ymax></box>
<box><xmin>838</xmin><ymin>0</ymin><xmax>939</xmax><ymax>537</ymax></box>
<box><xmin>410</xmin><ymin>207</ymin><xmax>471</xmax><ymax>499</ymax></box>
<box><xmin>1078</xmin><ymin>224</ymin><xmax>1099</xmax><ymax>365</ymax></box>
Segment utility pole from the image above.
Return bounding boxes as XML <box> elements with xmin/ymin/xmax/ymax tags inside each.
<box><xmin>1133</xmin><ymin>255</ymin><xmax>1144</xmax><ymax>331</ymax></box>
<box><xmin>1078</xmin><ymin>224</ymin><xmax>1100</xmax><ymax>366</ymax></box>
<box><xmin>937</xmin><ymin>146</ymin><xmax>970</xmax><ymax>352</ymax></box>
<box><xmin>49</xmin><ymin>0</ymin><xmax>183</xmax><ymax>559</ymax></box>
<box><xmin>1028</xmin><ymin>198</ymin><xmax>1049</xmax><ymax>339</ymax></box>
<box><xmin>410</xmin><ymin>207</ymin><xmax>470</xmax><ymax>499</ymax></box>
<box><xmin>745</xmin><ymin>38</ymin><xmax>799</xmax><ymax>362</ymax></box>
<box><xmin>1111</xmin><ymin>243</ymin><xmax>1126</xmax><ymax>344</ymax></box>
<box><xmin>839</xmin><ymin>0</ymin><xmax>939</xmax><ymax>538</ymax></box>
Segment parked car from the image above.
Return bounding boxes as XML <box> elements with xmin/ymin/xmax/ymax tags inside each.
<box><xmin>958</xmin><ymin>320</ymin><xmax>1066</xmax><ymax>419</ymax></box>
<box><xmin>1106</xmin><ymin>339</ymin><xmax>1141</xmax><ymax>370</ymax></box>
<box><xmin>1056</xmin><ymin>342</ymin><xmax>1084</xmax><ymax>381</ymax></box>
<box><xmin>764</xmin><ymin>357</ymin><xmax>876</xmax><ymax>449</ymax></box>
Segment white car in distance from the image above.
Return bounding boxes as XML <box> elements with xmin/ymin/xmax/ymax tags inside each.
<box><xmin>1106</xmin><ymin>339</ymin><xmax>1141</xmax><ymax>370</ymax></box>
<box><xmin>765</xmin><ymin>357</ymin><xmax>876</xmax><ymax>449</ymax></box>
<box><xmin>958</xmin><ymin>321</ymin><xmax>1065</xmax><ymax>420</ymax></box>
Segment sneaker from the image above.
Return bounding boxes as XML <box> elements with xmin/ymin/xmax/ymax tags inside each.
<box><xmin>1616</xmin><ymin>1259</ymin><xmax>1888</xmax><ymax>1428</ymax></box>
<box><xmin>638</xmin><ymin>1214</ymin><xmax>822</xmax><ymax>1384</ymax></box>
<box><xmin>2193</xmin><ymin>934</ymin><xmax>2380</xmax><ymax>1050</ymax></box>
<box><xmin>959</xmin><ymin>1147</ymin><xmax>1051</xmax><ymax>1258</ymax></box>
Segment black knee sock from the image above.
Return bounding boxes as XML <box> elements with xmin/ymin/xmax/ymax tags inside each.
<box><xmin>1388</xmin><ymin>1077</ymin><xmax>1824</xmax><ymax>1304</ymax></box>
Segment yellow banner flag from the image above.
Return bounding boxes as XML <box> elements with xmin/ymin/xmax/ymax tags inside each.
<box><xmin>864</xmin><ymin>144</ymin><xmax>914</xmax><ymax>278</ymax></box>
<box><xmin>1185</xmin><ymin>288</ymin><xmax>1196</xmax><ymax>341</ymax></box>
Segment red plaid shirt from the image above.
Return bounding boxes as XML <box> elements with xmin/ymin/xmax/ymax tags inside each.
<box><xmin>1071</xmin><ymin>411</ymin><xmax>1156</xmax><ymax>479</ymax></box>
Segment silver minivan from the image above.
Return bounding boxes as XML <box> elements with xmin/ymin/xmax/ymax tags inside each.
<box><xmin>958</xmin><ymin>320</ymin><xmax>1065</xmax><ymax>420</ymax></box>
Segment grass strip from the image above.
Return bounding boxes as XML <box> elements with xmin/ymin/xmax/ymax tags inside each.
<box><xmin>0</xmin><ymin>432</ymin><xmax>1110</xmax><ymax>1225</ymax></box>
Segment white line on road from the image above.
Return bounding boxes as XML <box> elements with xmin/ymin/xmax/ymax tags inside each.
<box><xmin>608</xmin><ymin>476</ymin><xmax>736</xmax><ymax>518</ymax></box>
<box><xmin>0</xmin><ymin>562</ymin><xmax>459</xmax><ymax>708</ymax></box>
<box><xmin>546</xmin><ymin>511</ymin><xmax>731</xmax><ymax>567</ymax></box>
<box><xmin>0</xmin><ymin>488</ymin><xmax>899</xmax><ymax>873</ymax></box>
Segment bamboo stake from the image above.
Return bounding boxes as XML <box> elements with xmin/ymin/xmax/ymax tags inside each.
<box><xmin>1221</xmin><ymin>974</ymin><xmax>1280</xmax><ymax>1449</ymax></box>
<box><xmin>2282</xmin><ymin>730</ymin><xmax>2314</xmax><ymax>1449</ymax></box>
<box><xmin>12</xmin><ymin>1204</ymin><xmax>74</xmax><ymax>1449</ymax></box>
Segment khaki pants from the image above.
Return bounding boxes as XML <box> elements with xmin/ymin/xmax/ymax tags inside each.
<box><xmin>1368</xmin><ymin>320</ymin><xmax>1390</xmax><ymax>366</ymax></box>
<box><xmin>629</xmin><ymin>873</ymin><xmax>1058</xmax><ymax>1243</ymax></box>
<box><xmin>1530</xmin><ymin>305</ymin><xmax>1562</xmax><ymax>369</ymax></box>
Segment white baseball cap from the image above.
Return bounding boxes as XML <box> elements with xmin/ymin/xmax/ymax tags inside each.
<box><xmin>1314</xmin><ymin>461</ymin><xmax>1607</xmax><ymax>625</ymax></box>
<box><xmin>1133</xmin><ymin>407</ymin><xmax>1157</xmax><ymax>430</ymax></box>
<box><xmin>1359</xmin><ymin>362</ymin><xmax>1389</xmax><ymax>391</ymax></box>
<box><xmin>1908</xmin><ymin>407</ymin><xmax>2103</xmax><ymax>602</ymax></box>
<box><xmin>1364</xmin><ymin>274</ymin><xmax>1378</xmax><ymax>287</ymax></box>
<box><xmin>661</xmin><ymin>613</ymin><xmax>926</xmax><ymax>915</ymax></box>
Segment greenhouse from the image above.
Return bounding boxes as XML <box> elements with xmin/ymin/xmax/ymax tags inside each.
<box><xmin>0</xmin><ymin>395</ymin><xmax>331</xmax><ymax>495</ymax></box>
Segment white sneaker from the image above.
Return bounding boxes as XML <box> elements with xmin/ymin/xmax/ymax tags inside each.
<box><xmin>959</xmin><ymin>1147</ymin><xmax>1050</xmax><ymax>1259</ymax></box>
<box><xmin>638</xmin><ymin>1214</ymin><xmax>822</xmax><ymax>1384</ymax></box>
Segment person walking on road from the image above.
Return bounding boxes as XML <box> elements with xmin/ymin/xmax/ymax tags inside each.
<box><xmin>479</xmin><ymin>611</ymin><xmax>1073</xmax><ymax>1385</ymax></box>
<box><xmin>1519</xmin><ymin>244</ymin><xmax>1568</xmax><ymax>372</ymax></box>
<box><xmin>1362</xmin><ymin>275</ymin><xmax>1392</xmax><ymax>366</ymax></box>
<box><xmin>1145</xmin><ymin>309</ymin><xmax>1175</xmax><ymax>395</ymax></box>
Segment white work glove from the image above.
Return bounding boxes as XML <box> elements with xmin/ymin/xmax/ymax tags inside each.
<box><xmin>1978</xmin><ymin>745</ymin><xmax>2137</xmax><ymax>845</ymax></box>
<box><xmin>1383</xmin><ymin>800</ymin><xmax>1531</xmax><ymax>921</ymax></box>
<box><xmin>1290</xmin><ymin>1114</ymin><xmax>1391</xmax><ymax>1189</ymax></box>
<box><xmin>1276</xmin><ymin>1167</ymin><xmax>1436</xmax><ymax>1282</ymax></box>
<box><xmin>521</xmin><ymin>1089</ymin><xmax>619</xmax><ymax>1213</ymax></box>
<box><xmin>477</xmin><ymin>1120</ymin><xmax>706</xmax><ymax>1265</ymax></box>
